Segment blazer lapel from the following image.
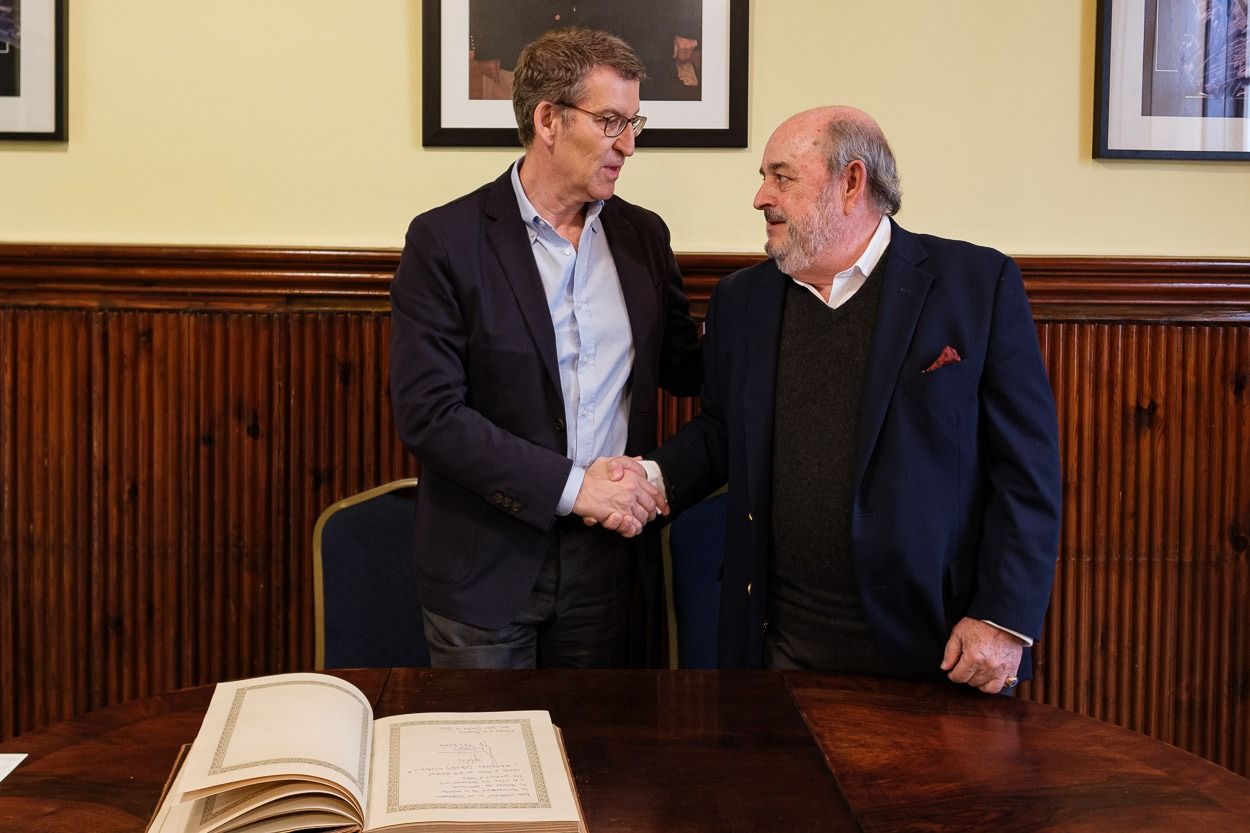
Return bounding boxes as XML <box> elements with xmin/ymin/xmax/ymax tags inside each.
<box><xmin>599</xmin><ymin>203</ymin><xmax>657</xmax><ymax>386</ymax></box>
<box><xmin>743</xmin><ymin>263</ymin><xmax>788</xmax><ymax>514</ymax></box>
<box><xmin>483</xmin><ymin>170</ymin><xmax>562</xmax><ymax>393</ymax></box>
<box><xmin>852</xmin><ymin>222</ymin><xmax>933</xmax><ymax>487</ymax></box>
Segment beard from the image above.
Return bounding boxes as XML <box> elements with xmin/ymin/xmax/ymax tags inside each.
<box><xmin>764</xmin><ymin>184</ymin><xmax>842</xmax><ymax>276</ymax></box>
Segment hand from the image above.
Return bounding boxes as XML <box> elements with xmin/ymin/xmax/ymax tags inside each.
<box><xmin>586</xmin><ymin>456</ymin><xmax>669</xmax><ymax>534</ymax></box>
<box><xmin>940</xmin><ymin>617</ymin><xmax>1024</xmax><ymax>694</ymax></box>
<box><xmin>572</xmin><ymin>457</ymin><xmax>662</xmax><ymax>538</ymax></box>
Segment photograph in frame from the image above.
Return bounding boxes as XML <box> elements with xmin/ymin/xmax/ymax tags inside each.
<box><xmin>0</xmin><ymin>0</ymin><xmax>66</xmax><ymax>141</ymax></box>
<box><xmin>422</xmin><ymin>0</ymin><xmax>748</xmax><ymax>148</ymax></box>
<box><xmin>1095</xmin><ymin>0</ymin><xmax>1248</xmax><ymax>160</ymax></box>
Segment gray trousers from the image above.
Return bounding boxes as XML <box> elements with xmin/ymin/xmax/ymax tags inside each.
<box><xmin>422</xmin><ymin>522</ymin><xmax>632</xmax><ymax>669</ymax></box>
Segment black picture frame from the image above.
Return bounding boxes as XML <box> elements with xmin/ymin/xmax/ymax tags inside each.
<box><xmin>1095</xmin><ymin>0</ymin><xmax>1248</xmax><ymax>160</ymax></box>
<box><xmin>0</xmin><ymin>0</ymin><xmax>67</xmax><ymax>141</ymax></box>
<box><xmin>422</xmin><ymin>0</ymin><xmax>748</xmax><ymax>148</ymax></box>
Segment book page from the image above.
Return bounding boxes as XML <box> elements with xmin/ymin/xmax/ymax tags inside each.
<box><xmin>175</xmin><ymin>672</ymin><xmax>373</xmax><ymax>815</ymax></box>
<box><xmin>363</xmin><ymin>710</ymin><xmax>581</xmax><ymax>831</ymax></box>
<box><xmin>150</xmin><ymin>775</ymin><xmax>359</xmax><ymax>833</ymax></box>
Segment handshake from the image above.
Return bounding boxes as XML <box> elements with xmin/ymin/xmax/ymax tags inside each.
<box><xmin>571</xmin><ymin>456</ymin><xmax>667</xmax><ymax>538</ymax></box>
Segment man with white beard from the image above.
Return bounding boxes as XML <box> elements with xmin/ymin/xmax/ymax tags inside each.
<box><xmin>612</xmin><ymin>106</ymin><xmax>1062</xmax><ymax>693</ymax></box>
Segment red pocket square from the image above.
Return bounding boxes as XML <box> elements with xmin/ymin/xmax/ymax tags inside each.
<box><xmin>924</xmin><ymin>346</ymin><xmax>962</xmax><ymax>373</ymax></box>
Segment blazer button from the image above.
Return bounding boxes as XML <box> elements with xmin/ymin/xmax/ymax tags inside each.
<box><xmin>747</xmin><ymin>513</ymin><xmax>753</xmax><ymax>522</ymax></box>
<box><xmin>746</xmin><ymin>582</ymin><xmax>752</xmax><ymax>595</ymax></box>
<box><xmin>553</xmin><ymin>418</ymin><xmax>566</xmax><ymax>432</ymax></box>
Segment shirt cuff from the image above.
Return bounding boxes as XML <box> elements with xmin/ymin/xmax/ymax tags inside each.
<box><xmin>556</xmin><ymin>465</ymin><xmax>586</xmax><ymax>516</ymax></box>
<box><xmin>982</xmin><ymin>620</ymin><xmax>1034</xmax><ymax>647</ymax></box>
<box><xmin>638</xmin><ymin>459</ymin><xmax>668</xmax><ymax>502</ymax></box>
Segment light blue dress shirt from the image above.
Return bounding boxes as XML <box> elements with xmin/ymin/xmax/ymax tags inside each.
<box><xmin>510</xmin><ymin>161</ymin><xmax>635</xmax><ymax>516</ymax></box>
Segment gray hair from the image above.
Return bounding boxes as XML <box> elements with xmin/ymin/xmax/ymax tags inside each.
<box><xmin>822</xmin><ymin>116</ymin><xmax>902</xmax><ymax>216</ymax></box>
<box><xmin>512</xmin><ymin>28</ymin><xmax>646</xmax><ymax>147</ymax></box>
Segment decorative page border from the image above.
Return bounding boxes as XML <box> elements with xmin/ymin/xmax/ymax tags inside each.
<box><xmin>386</xmin><ymin>718</ymin><xmax>549</xmax><ymax>812</ymax></box>
<box><xmin>208</xmin><ymin>679</ymin><xmax>371</xmax><ymax>791</ymax></box>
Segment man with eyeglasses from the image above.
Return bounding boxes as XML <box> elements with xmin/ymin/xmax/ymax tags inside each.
<box><xmin>389</xmin><ymin>28</ymin><xmax>702</xmax><ymax>669</ymax></box>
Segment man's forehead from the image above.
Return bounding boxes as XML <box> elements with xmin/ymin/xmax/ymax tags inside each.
<box><xmin>761</xmin><ymin>132</ymin><xmax>824</xmax><ymax>172</ymax></box>
<box><xmin>580</xmin><ymin>67</ymin><xmax>639</xmax><ymax>96</ymax></box>
<box><xmin>760</xmin><ymin>158</ymin><xmax>796</xmax><ymax>175</ymax></box>
<box><xmin>580</xmin><ymin>81</ymin><xmax>640</xmax><ymax>110</ymax></box>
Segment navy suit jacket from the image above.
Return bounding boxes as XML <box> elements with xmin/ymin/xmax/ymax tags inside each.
<box><xmin>389</xmin><ymin>168</ymin><xmax>702</xmax><ymax>630</ymax></box>
<box><xmin>651</xmin><ymin>221</ymin><xmax>1061</xmax><ymax>678</ymax></box>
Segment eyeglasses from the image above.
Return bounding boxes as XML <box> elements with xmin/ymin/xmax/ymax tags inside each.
<box><xmin>557</xmin><ymin>102</ymin><xmax>647</xmax><ymax>138</ymax></box>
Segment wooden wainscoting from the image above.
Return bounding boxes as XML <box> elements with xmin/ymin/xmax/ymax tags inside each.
<box><xmin>1</xmin><ymin>245</ymin><xmax>1248</xmax><ymax>778</ymax></box>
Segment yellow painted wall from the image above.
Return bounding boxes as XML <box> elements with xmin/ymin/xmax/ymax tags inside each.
<box><xmin>1</xmin><ymin>1</ymin><xmax>1247</xmax><ymax>256</ymax></box>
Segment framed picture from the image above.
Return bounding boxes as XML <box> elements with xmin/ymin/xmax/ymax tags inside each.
<box><xmin>422</xmin><ymin>0</ymin><xmax>748</xmax><ymax>148</ymax></box>
<box><xmin>1095</xmin><ymin>0</ymin><xmax>1248</xmax><ymax>160</ymax></box>
<box><xmin>0</xmin><ymin>0</ymin><xmax>66</xmax><ymax>141</ymax></box>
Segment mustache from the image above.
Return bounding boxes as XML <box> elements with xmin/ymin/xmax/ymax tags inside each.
<box><xmin>763</xmin><ymin>209</ymin><xmax>787</xmax><ymax>223</ymax></box>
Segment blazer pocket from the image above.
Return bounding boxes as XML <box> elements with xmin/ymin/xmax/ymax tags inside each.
<box><xmin>899</xmin><ymin>360</ymin><xmax>978</xmax><ymax>428</ymax></box>
<box><xmin>914</xmin><ymin>357</ymin><xmax>975</xmax><ymax>382</ymax></box>
<box><xmin>414</xmin><ymin>532</ymin><xmax>477</xmax><ymax>586</ymax></box>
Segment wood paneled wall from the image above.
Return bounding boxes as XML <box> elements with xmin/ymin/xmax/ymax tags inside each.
<box><xmin>1</xmin><ymin>245</ymin><xmax>1248</xmax><ymax>777</ymax></box>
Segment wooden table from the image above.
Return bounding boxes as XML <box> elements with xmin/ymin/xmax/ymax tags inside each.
<box><xmin>1</xmin><ymin>670</ymin><xmax>1247</xmax><ymax>832</ymax></box>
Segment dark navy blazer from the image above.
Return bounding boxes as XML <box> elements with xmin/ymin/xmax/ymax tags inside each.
<box><xmin>651</xmin><ymin>221</ymin><xmax>1061</xmax><ymax>678</ymax></box>
<box><xmin>389</xmin><ymin>168</ymin><xmax>702</xmax><ymax>630</ymax></box>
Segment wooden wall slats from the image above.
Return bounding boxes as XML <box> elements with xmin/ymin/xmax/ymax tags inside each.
<box><xmin>1034</xmin><ymin>319</ymin><xmax>1250</xmax><ymax>776</ymax></box>
<box><xmin>1</xmin><ymin>309</ymin><xmax>94</xmax><ymax>737</ymax></box>
<box><xmin>1</xmin><ymin>245</ymin><xmax>1248</xmax><ymax>780</ymax></box>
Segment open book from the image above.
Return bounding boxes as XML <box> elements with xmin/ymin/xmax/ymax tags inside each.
<box><xmin>147</xmin><ymin>672</ymin><xmax>586</xmax><ymax>833</ymax></box>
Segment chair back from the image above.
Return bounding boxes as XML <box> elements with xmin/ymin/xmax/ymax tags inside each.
<box><xmin>666</xmin><ymin>491</ymin><xmax>728</xmax><ymax>668</ymax></box>
<box><xmin>313</xmin><ymin>478</ymin><xmax>430</xmax><ymax>668</ymax></box>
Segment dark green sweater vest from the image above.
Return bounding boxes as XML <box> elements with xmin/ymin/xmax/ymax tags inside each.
<box><xmin>767</xmin><ymin>259</ymin><xmax>890</xmax><ymax>673</ymax></box>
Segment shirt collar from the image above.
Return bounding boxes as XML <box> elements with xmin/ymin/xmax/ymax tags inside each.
<box><xmin>789</xmin><ymin>214</ymin><xmax>892</xmax><ymax>307</ymax></box>
<box><xmin>510</xmin><ymin>158</ymin><xmax>604</xmax><ymax>239</ymax></box>
<box><xmin>848</xmin><ymin>214</ymin><xmax>892</xmax><ymax>280</ymax></box>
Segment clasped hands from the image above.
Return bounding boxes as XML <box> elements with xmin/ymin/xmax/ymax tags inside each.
<box><xmin>571</xmin><ymin>456</ymin><xmax>664</xmax><ymax>538</ymax></box>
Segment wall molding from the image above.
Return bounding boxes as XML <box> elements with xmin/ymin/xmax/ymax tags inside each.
<box><xmin>2</xmin><ymin>244</ymin><xmax>1248</xmax><ymax>320</ymax></box>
